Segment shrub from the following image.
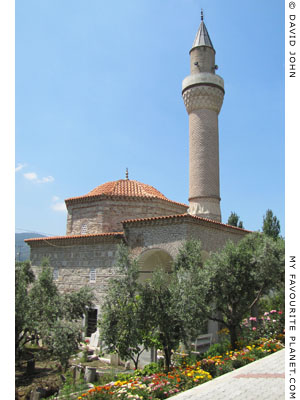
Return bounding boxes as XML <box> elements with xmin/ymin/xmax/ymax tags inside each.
<box><xmin>215</xmin><ymin>362</ymin><xmax>234</xmax><ymax>377</ymax></box>
<box><xmin>239</xmin><ymin>310</ymin><xmax>285</xmax><ymax>345</ymax></box>
<box><xmin>134</xmin><ymin>362</ymin><xmax>161</xmax><ymax>377</ymax></box>
<box><xmin>203</xmin><ymin>341</ymin><xmax>231</xmax><ymax>358</ymax></box>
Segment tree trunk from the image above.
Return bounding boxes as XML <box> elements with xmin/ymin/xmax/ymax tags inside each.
<box><xmin>228</xmin><ymin>325</ymin><xmax>238</xmax><ymax>350</ymax></box>
<box><xmin>164</xmin><ymin>347</ymin><xmax>172</xmax><ymax>372</ymax></box>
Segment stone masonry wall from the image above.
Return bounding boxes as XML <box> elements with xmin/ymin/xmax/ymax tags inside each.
<box><xmin>125</xmin><ymin>219</ymin><xmax>247</xmax><ymax>260</ymax></box>
<box><xmin>30</xmin><ymin>240</ymin><xmax>122</xmax><ymax>307</ymax></box>
<box><xmin>66</xmin><ymin>198</ymin><xmax>187</xmax><ymax>235</ymax></box>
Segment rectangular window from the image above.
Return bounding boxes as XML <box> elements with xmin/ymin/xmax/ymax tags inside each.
<box><xmin>53</xmin><ymin>268</ymin><xmax>59</xmax><ymax>280</ymax></box>
<box><xmin>90</xmin><ymin>268</ymin><xmax>96</xmax><ymax>282</ymax></box>
<box><xmin>81</xmin><ymin>224</ymin><xmax>87</xmax><ymax>235</ymax></box>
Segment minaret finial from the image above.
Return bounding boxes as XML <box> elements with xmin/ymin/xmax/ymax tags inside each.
<box><xmin>125</xmin><ymin>168</ymin><xmax>129</xmax><ymax>180</ymax></box>
<box><xmin>201</xmin><ymin>9</ymin><xmax>204</xmax><ymax>21</ymax></box>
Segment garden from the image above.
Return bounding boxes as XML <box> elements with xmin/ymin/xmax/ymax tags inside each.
<box><xmin>16</xmin><ymin>214</ymin><xmax>285</xmax><ymax>399</ymax></box>
<box><xmin>50</xmin><ymin>310</ymin><xmax>285</xmax><ymax>400</ymax></box>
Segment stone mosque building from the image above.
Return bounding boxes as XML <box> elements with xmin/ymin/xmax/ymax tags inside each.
<box><xmin>26</xmin><ymin>15</ymin><xmax>250</xmax><ymax>336</ymax></box>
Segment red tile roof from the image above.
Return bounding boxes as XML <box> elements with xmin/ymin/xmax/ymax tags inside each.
<box><xmin>65</xmin><ymin>179</ymin><xmax>188</xmax><ymax>208</ymax></box>
<box><xmin>25</xmin><ymin>232</ymin><xmax>124</xmax><ymax>245</ymax></box>
<box><xmin>122</xmin><ymin>213</ymin><xmax>252</xmax><ymax>233</ymax></box>
<box><xmin>88</xmin><ymin>180</ymin><xmax>168</xmax><ymax>199</ymax></box>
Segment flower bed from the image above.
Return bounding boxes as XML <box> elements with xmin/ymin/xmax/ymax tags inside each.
<box><xmin>75</xmin><ymin>337</ymin><xmax>283</xmax><ymax>400</ymax></box>
<box><xmin>77</xmin><ymin>367</ymin><xmax>212</xmax><ymax>399</ymax></box>
<box><xmin>75</xmin><ymin>309</ymin><xmax>285</xmax><ymax>400</ymax></box>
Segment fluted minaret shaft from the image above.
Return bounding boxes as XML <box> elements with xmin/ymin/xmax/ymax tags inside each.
<box><xmin>182</xmin><ymin>17</ymin><xmax>224</xmax><ymax>222</ymax></box>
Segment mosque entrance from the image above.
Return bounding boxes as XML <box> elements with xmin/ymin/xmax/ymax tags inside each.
<box><xmin>138</xmin><ymin>248</ymin><xmax>173</xmax><ymax>282</ymax></box>
<box><xmin>86</xmin><ymin>308</ymin><xmax>98</xmax><ymax>337</ymax></box>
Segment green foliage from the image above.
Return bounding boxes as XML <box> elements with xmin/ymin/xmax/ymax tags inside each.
<box><xmin>15</xmin><ymin>258</ymin><xmax>95</xmax><ymax>367</ymax></box>
<box><xmin>134</xmin><ymin>362</ymin><xmax>162</xmax><ymax>377</ymax></box>
<box><xmin>63</xmin><ymin>287</ymin><xmax>94</xmax><ymax>321</ymax></box>
<box><xmin>215</xmin><ymin>362</ymin><xmax>234</xmax><ymax>376</ymax></box>
<box><xmin>100</xmin><ymin>244</ymin><xmax>155</xmax><ymax>369</ymax></box>
<box><xmin>172</xmin><ymin>235</ymin><xmax>284</xmax><ymax>350</ymax></box>
<box><xmin>239</xmin><ymin>310</ymin><xmax>285</xmax><ymax>345</ymax></box>
<box><xmin>173</xmin><ymin>240</ymin><xmax>209</xmax><ymax>340</ymax></box>
<box><xmin>100</xmin><ymin>235</ymin><xmax>284</xmax><ymax>374</ymax></box>
<box><xmin>15</xmin><ymin>261</ymin><xmax>37</xmax><ymax>357</ymax></box>
<box><xmin>28</xmin><ymin>259</ymin><xmax>61</xmax><ymax>339</ymax></box>
<box><xmin>140</xmin><ymin>268</ymin><xmax>186</xmax><ymax>371</ymax></box>
<box><xmin>258</xmin><ymin>287</ymin><xmax>285</xmax><ymax>313</ymax></box>
<box><xmin>204</xmin><ymin>233</ymin><xmax>284</xmax><ymax>348</ymax></box>
<box><xmin>227</xmin><ymin>212</ymin><xmax>244</xmax><ymax>229</ymax></box>
<box><xmin>173</xmin><ymin>239</ymin><xmax>203</xmax><ymax>272</ymax></box>
<box><xmin>262</xmin><ymin>209</ymin><xmax>281</xmax><ymax>239</ymax></box>
<box><xmin>203</xmin><ymin>342</ymin><xmax>231</xmax><ymax>358</ymax></box>
<box><xmin>47</xmin><ymin>369</ymin><xmax>87</xmax><ymax>399</ymax></box>
<box><xmin>47</xmin><ymin>320</ymin><xmax>82</xmax><ymax>371</ymax></box>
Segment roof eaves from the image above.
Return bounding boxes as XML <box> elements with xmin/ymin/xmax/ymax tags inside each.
<box><xmin>122</xmin><ymin>213</ymin><xmax>252</xmax><ymax>233</ymax></box>
<box><xmin>25</xmin><ymin>232</ymin><xmax>124</xmax><ymax>245</ymax></box>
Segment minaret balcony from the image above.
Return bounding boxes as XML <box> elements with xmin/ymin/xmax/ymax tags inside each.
<box><xmin>182</xmin><ymin>72</ymin><xmax>224</xmax><ymax>94</ymax></box>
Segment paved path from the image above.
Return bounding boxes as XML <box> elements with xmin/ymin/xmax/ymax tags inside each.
<box><xmin>173</xmin><ymin>349</ymin><xmax>285</xmax><ymax>400</ymax></box>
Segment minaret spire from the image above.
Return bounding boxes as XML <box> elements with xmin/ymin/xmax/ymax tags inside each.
<box><xmin>191</xmin><ymin>13</ymin><xmax>214</xmax><ymax>51</ymax></box>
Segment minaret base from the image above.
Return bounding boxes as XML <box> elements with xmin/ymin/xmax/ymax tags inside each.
<box><xmin>188</xmin><ymin>198</ymin><xmax>221</xmax><ymax>222</ymax></box>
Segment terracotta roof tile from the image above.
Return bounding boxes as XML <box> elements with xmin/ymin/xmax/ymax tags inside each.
<box><xmin>65</xmin><ymin>179</ymin><xmax>188</xmax><ymax>208</ymax></box>
<box><xmin>122</xmin><ymin>213</ymin><xmax>252</xmax><ymax>232</ymax></box>
<box><xmin>87</xmin><ymin>180</ymin><xmax>168</xmax><ymax>199</ymax></box>
<box><xmin>24</xmin><ymin>232</ymin><xmax>124</xmax><ymax>243</ymax></box>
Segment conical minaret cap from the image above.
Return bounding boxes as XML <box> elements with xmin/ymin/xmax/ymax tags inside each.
<box><xmin>191</xmin><ymin>19</ymin><xmax>214</xmax><ymax>50</ymax></box>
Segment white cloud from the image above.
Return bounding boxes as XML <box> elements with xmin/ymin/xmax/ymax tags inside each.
<box><xmin>23</xmin><ymin>172</ymin><xmax>54</xmax><ymax>184</ymax></box>
<box><xmin>24</xmin><ymin>172</ymin><xmax>38</xmax><ymax>181</ymax></box>
<box><xmin>38</xmin><ymin>176</ymin><xmax>54</xmax><ymax>183</ymax></box>
<box><xmin>51</xmin><ymin>202</ymin><xmax>67</xmax><ymax>212</ymax></box>
<box><xmin>15</xmin><ymin>163</ymin><xmax>26</xmax><ymax>172</ymax></box>
<box><xmin>51</xmin><ymin>196</ymin><xmax>67</xmax><ymax>212</ymax></box>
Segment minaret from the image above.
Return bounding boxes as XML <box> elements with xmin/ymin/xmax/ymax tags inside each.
<box><xmin>182</xmin><ymin>12</ymin><xmax>224</xmax><ymax>222</ymax></box>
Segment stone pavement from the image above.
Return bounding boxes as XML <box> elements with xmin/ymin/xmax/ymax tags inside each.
<box><xmin>173</xmin><ymin>349</ymin><xmax>285</xmax><ymax>400</ymax></box>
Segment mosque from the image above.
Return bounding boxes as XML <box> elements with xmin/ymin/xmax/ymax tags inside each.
<box><xmin>25</xmin><ymin>14</ymin><xmax>249</xmax><ymax>336</ymax></box>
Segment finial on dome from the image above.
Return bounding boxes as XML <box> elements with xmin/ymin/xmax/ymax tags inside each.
<box><xmin>125</xmin><ymin>168</ymin><xmax>129</xmax><ymax>180</ymax></box>
<box><xmin>201</xmin><ymin>9</ymin><xmax>204</xmax><ymax>21</ymax></box>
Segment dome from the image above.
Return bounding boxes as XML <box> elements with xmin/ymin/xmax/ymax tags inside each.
<box><xmin>87</xmin><ymin>179</ymin><xmax>168</xmax><ymax>199</ymax></box>
<box><xmin>65</xmin><ymin>179</ymin><xmax>169</xmax><ymax>203</ymax></box>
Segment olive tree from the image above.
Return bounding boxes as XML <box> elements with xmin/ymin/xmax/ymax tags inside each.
<box><xmin>175</xmin><ymin>234</ymin><xmax>284</xmax><ymax>349</ymax></box>
<box><xmin>100</xmin><ymin>244</ymin><xmax>155</xmax><ymax>369</ymax></box>
<box><xmin>15</xmin><ymin>258</ymin><xmax>94</xmax><ymax>369</ymax></box>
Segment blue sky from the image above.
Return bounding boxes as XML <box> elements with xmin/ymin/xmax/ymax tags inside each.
<box><xmin>15</xmin><ymin>0</ymin><xmax>285</xmax><ymax>237</ymax></box>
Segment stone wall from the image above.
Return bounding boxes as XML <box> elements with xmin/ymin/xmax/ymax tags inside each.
<box><xmin>66</xmin><ymin>197</ymin><xmax>187</xmax><ymax>235</ymax></box>
<box><xmin>29</xmin><ymin>216</ymin><xmax>249</xmax><ymax>311</ymax></box>
<box><xmin>29</xmin><ymin>236</ymin><xmax>123</xmax><ymax>307</ymax></box>
<box><xmin>124</xmin><ymin>215</ymin><xmax>248</xmax><ymax>259</ymax></box>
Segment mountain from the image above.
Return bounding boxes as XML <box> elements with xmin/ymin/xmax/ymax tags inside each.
<box><xmin>15</xmin><ymin>232</ymin><xmax>46</xmax><ymax>262</ymax></box>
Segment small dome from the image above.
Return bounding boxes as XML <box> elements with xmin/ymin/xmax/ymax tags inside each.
<box><xmin>84</xmin><ymin>179</ymin><xmax>168</xmax><ymax>200</ymax></box>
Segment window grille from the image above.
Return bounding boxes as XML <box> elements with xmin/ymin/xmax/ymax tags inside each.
<box><xmin>90</xmin><ymin>268</ymin><xmax>96</xmax><ymax>282</ymax></box>
<box><xmin>81</xmin><ymin>224</ymin><xmax>87</xmax><ymax>235</ymax></box>
<box><xmin>53</xmin><ymin>268</ymin><xmax>59</xmax><ymax>280</ymax></box>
